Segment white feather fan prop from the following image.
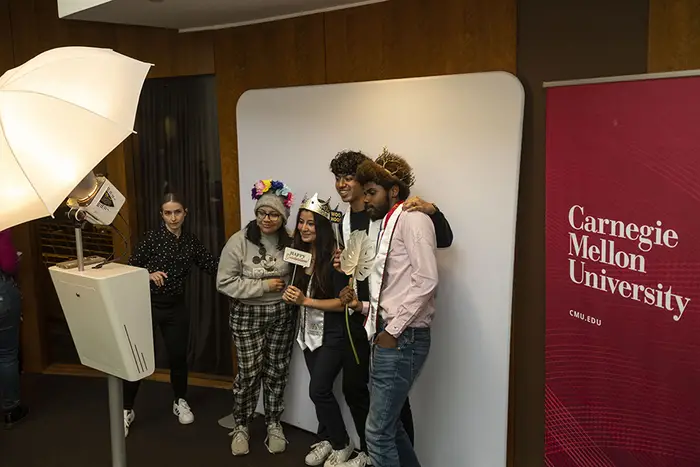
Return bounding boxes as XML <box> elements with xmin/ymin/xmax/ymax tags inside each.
<box><xmin>340</xmin><ymin>230</ymin><xmax>375</xmax><ymax>281</ymax></box>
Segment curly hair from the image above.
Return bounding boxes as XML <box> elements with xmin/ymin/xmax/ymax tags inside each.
<box><xmin>329</xmin><ymin>150</ymin><xmax>370</xmax><ymax>177</ymax></box>
<box><xmin>355</xmin><ymin>149</ymin><xmax>414</xmax><ymax>200</ymax></box>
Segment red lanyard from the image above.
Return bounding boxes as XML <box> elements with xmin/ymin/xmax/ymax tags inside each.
<box><xmin>382</xmin><ymin>201</ymin><xmax>404</xmax><ymax>229</ymax></box>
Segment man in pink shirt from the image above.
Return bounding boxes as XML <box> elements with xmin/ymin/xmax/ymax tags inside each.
<box><xmin>343</xmin><ymin>152</ymin><xmax>438</xmax><ymax>467</ymax></box>
<box><xmin>0</xmin><ymin>228</ymin><xmax>29</xmax><ymax>427</ymax></box>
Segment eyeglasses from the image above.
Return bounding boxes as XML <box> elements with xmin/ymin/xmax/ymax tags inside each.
<box><xmin>256</xmin><ymin>210</ymin><xmax>281</xmax><ymax>221</ymax></box>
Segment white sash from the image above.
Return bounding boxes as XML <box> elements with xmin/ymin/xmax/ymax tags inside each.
<box><xmin>365</xmin><ymin>203</ymin><xmax>404</xmax><ymax>341</ymax></box>
<box><xmin>296</xmin><ymin>274</ymin><xmax>324</xmax><ymax>351</ymax></box>
<box><xmin>342</xmin><ymin>206</ymin><xmax>381</xmax><ymax>302</ymax></box>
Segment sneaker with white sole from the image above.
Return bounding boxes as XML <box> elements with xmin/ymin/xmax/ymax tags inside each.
<box><xmin>230</xmin><ymin>425</ymin><xmax>250</xmax><ymax>456</ymax></box>
<box><xmin>337</xmin><ymin>452</ymin><xmax>371</xmax><ymax>467</ymax></box>
<box><xmin>172</xmin><ymin>399</ymin><xmax>194</xmax><ymax>425</ymax></box>
<box><xmin>324</xmin><ymin>444</ymin><xmax>354</xmax><ymax>467</ymax></box>
<box><xmin>123</xmin><ymin>410</ymin><xmax>135</xmax><ymax>438</ymax></box>
<box><xmin>305</xmin><ymin>440</ymin><xmax>333</xmax><ymax>465</ymax></box>
<box><xmin>266</xmin><ymin>422</ymin><xmax>288</xmax><ymax>454</ymax></box>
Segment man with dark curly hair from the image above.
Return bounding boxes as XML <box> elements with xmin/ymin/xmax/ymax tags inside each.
<box><xmin>298</xmin><ymin>149</ymin><xmax>451</xmax><ymax>467</ymax></box>
<box><xmin>343</xmin><ymin>151</ymin><xmax>438</xmax><ymax>467</ymax></box>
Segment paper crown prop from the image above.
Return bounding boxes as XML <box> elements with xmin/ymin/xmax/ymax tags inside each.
<box><xmin>376</xmin><ymin>147</ymin><xmax>416</xmax><ymax>188</ymax></box>
<box><xmin>300</xmin><ymin>193</ymin><xmax>332</xmax><ymax>221</ymax></box>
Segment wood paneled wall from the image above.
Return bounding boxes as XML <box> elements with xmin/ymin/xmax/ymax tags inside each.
<box><xmin>215</xmin><ymin>0</ymin><xmax>517</xmax><ymax>236</ymax></box>
<box><xmin>0</xmin><ymin>1</ymin><xmax>12</xmax><ymax>72</ymax></box>
<box><xmin>324</xmin><ymin>0</ymin><xmax>515</xmax><ymax>83</ymax></box>
<box><xmin>8</xmin><ymin>0</ymin><xmax>214</xmax><ymax>76</ymax></box>
<box><xmin>648</xmin><ymin>0</ymin><xmax>700</xmax><ymax>72</ymax></box>
<box><xmin>214</xmin><ymin>16</ymin><xmax>327</xmax><ymax>237</ymax></box>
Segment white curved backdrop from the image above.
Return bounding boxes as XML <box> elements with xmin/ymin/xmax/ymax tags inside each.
<box><xmin>235</xmin><ymin>71</ymin><xmax>524</xmax><ymax>467</ymax></box>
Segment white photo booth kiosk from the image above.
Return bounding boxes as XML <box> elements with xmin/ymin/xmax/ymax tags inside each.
<box><xmin>49</xmin><ymin>174</ymin><xmax>155</xmax><ymax>467</ymax></box>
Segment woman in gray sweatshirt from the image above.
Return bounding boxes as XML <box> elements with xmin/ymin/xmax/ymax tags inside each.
<box><xmin>216</xmin><ymin>179</ymin><xmax>296</xmax><ymax>457</ymax></box>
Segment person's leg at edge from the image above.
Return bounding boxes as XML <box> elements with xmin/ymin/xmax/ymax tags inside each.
<box><xmin>0</xmin><ymin>280</ymin><xmax>27</xmax><ymax>427</ymax></box>
<box><xmin>160</xmin><ymin>297</ymin><xmax>192</xmax><ymax>424</ymax></box>
<box><xmin>304</xmin><ymin>349</ymin><xmax>331</xmax><ymax>442</ymax></box>
<box><xmin>229</xmin><ymin>300</ymin><xmax>267</xmax><ymax>455</ymax></box>
<box><xmin>122</xmin><ymin>380</ymin><xmax>141</xmax><ymax>411</ymax></box>
<box><xmin>122</xmin><ymin>298</ymin><xmax>162</xmax><ymax>437</ymax></box>
<box><xmin>307</xmin><ymin>345</ymin><xmax>350</xmax><ymax>454</ymax></box>
<box><xmin>303</xmin><ymin>348</ymin><xmax>337</xmax><ymax>466</ymax></box>
<box><xmin>261</xmin><ymin>301</ymin><xmax>296</xmax><ymax>453</ymax></box>
<box><xmin>399</xmin><ymin>398</ymin><xmax>415</xmax><ymax>446</ymax></box>
<box><xmin>342</xmin><ymin>323</ymin><xmax>371</xmax><ymax>454</ymax></box>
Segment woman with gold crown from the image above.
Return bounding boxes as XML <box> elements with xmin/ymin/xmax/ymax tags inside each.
<box><xmin>282</xmin><ymin>193</ymin><xmax>357</xmax><ymax>467</ymax></box>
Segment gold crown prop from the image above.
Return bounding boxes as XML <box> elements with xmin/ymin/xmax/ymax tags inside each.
<box><xmin>300</xmin><ymin>193</ymin><xmax>332</xmax><ymax>221</ymax></box>
<box><xmin>376</xmin><ymin>147</ymin><xmax>416</xmax><ymax>188</ymax></box>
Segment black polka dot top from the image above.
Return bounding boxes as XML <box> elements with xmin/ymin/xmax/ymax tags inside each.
<box><xmin>129</xmin><ymin>225</ymin><xmax>218</xmax><ymax>297</ymax></box>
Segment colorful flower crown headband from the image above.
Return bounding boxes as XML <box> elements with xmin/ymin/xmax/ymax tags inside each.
<box><xmin>251</xmin><ymin>179</ymin><xmax>294</xmax><ymax>208</ymax></box>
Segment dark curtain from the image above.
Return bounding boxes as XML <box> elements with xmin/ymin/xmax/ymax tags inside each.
<box><xmin>132</xmin><ymin>75</ymin><xmax>231</xmax><ymax>376</ymax></box>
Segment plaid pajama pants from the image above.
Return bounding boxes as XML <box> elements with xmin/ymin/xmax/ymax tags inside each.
<box><xmin>229</xmin><ymin>299</ymin><xmax>297</xmax><ymax>426</ymax></box>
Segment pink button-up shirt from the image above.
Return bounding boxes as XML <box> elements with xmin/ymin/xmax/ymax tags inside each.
<box><xmin>363</xmin><ymin>210</ymin><xmax>439</xmax><ymax>337</ymax></box>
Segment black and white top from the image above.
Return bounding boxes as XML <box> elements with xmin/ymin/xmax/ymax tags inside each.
<box><xmin>129</xmin><ymin>225</ymin><xmax>218</xmax><ymax>297</ymax></box>
<box><xmin>297</xmin><ymin>267</ymin><xmax>348</xmax><ymax>350</ymax></box>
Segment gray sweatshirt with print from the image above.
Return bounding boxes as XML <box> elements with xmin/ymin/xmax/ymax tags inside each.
<box><xmin>216</xmin><ymin>228</ymin><xmax>291</xmax><ymax>305</ymax></box>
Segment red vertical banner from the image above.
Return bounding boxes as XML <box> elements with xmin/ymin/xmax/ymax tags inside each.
<box><xmin>545</xmin><ymin>76</ymin><xmax>700</xmax><ymax>466</ymax></box>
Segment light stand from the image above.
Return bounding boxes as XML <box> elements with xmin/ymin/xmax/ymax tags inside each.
<box><xmin>72</xmin><ymin>214</ymin><xmax>127</xmax><ymax>467</ymax></box>
<box><xmin>50</xmin><ymin>172</ymin><xmax>152</xmax><ymax>467</ymax></box>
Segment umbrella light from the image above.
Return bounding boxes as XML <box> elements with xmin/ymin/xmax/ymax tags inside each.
<box><xmin>0</xmin><ymin>47</ymin><xmax>153</xmax><ymax>467</ymax></box>
<box><xmin>0</xmin><ymin>46</ymin><xmax>152</xmax><ymax>231</ymax></box>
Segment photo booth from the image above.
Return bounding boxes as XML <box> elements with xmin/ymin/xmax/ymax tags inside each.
<box><xmin>235</xmin><ymin>72</ymin><xmax>524</xmax><ymax>467</ymax></box>
<box><xmin>0</xmin><ymin>46</ymin><xmax>152</xmax><ymax>467</ymax></box>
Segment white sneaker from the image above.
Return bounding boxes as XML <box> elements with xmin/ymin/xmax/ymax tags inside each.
<box><xmin>123</xmin><ymin>410</ymin><xmax>135</xmax><ymax>438</ymax></box>
<box><xmin>266</xmin><ymin>422</ymin><xmax>288</xmax><ymax>454</ymax></box>
<box><xmin>230</xmin><ymin>425</ymin><xmax>250</xmax><ymax>456</ymax></box>
<box><xmin>305</xmin><ymin>440</ymin><xmax>333</xmax><ymax>465</ymax></box>
<box><xmin>172</xmin><ymin>399</ymin><xmax>194</xmax><ymax>425</ymax></box>
<box><xmin>337</xmin><ymin>452</ymin><xmax>371</xmax><ymax>467</ymax></box>
<box><xmin>324</xmin><ymin>444</ymin><xmax>354</xmax><ymax>467</ymax></box>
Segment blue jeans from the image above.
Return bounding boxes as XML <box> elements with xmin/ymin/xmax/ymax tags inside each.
<box><xmin>0</xmin><ymin>279</ymin><xmax>21</xmax><ymax>412</ymax></box>
<box><xmin>366</xmin><ymin>327</ymin><xmax>431</xmax><ymax>467</ymax></box>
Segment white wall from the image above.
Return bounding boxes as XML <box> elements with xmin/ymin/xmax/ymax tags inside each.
<box><xmin>236</xmin><ymin>72</ymin><xmax>524</xmax><ymax>467</ymax></box>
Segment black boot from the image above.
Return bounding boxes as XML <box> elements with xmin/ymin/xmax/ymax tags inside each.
<box><xmin>4</xmin><ymin>404</ymin><xmax>29</xmax><ymax>428</ymax></box>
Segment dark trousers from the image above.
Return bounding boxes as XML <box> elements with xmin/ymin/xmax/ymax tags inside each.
<box><xmin>0</xmin><ymin>279</ymin><xmax>21</xmax><ymax>412</ymax></box>
<box><xmin>401</xmin><ymin>398</ymin><xmax>415</xmax><ymax>446</ymax></box>
<box><xmin>304</xmin><ymin>319</ymin><xmax>374</xmax><ymax>452</ymax></box>
<box><xmin>123</xmin><ymin>294</ymin><xmax>189</xmax><ymax>410</ymax></box>
<box><xmin>305</xmin><ymin>321</ymin><xmax>416</xmax><ymax>452</ymax></box>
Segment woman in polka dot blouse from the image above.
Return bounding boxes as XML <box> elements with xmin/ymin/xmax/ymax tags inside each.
<box><xmin>217</xmin><ymin>179</ymin><xmax>296</xmax><ymax>457</ymax></box>
<box><xmin>122</xmin><ymin>190</ymin><xmax>219</xmax><ymax>437</ymax></box>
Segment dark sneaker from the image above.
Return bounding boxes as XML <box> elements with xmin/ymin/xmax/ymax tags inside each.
<box><xmin>4</xmin><ymin>404</ymin><xmax>29</xmax><ymax>429</ymax></box>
